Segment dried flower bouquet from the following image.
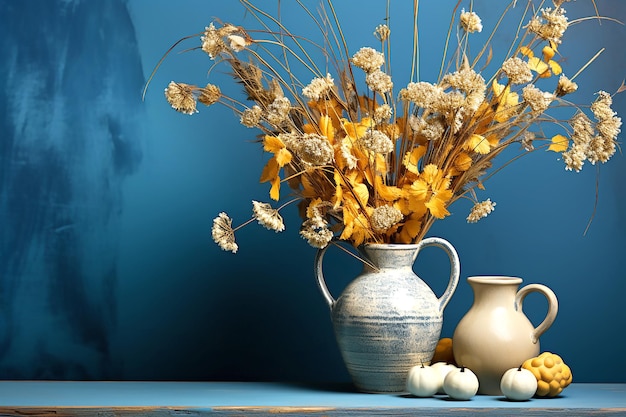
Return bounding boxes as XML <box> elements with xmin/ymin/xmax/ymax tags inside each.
<box><xmin>153</xmin><ymin>0</ymin><xmax>621</xmax><ymax>253</ymax></box>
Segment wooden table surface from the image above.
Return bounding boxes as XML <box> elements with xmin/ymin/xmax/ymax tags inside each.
<box><xmin>0</xmin><ymin>381</ymin><xmax>624</xmax><ymax>416</ymax></box>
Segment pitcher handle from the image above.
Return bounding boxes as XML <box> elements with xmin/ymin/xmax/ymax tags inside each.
<box><xmin>515</xmin><ymin>284</ymin><xmax>559</xmax><ymax>344</ymax></box>
<box><xmin>415</xmin><ymin>237</ymin><xmax>460</xmax><ymax>313</ymax></box>
<box><xmin>314</xmin><ymin>244</ymin><xmax>336</xmax><ymax>310</ymax></box>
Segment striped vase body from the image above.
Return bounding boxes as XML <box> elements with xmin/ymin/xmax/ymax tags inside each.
<box><xmin>315</xmin><ymin>239</ymin><xmax>460</xmax><ymax>393</ymax></box>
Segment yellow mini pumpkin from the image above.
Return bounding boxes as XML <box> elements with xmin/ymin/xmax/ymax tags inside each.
<box><xmin>431</xmin><ymin>337</ymin><xmax>456</xmax><ymax>365</ymax></box>
<box><xmin>522</xmin><ymin>352</ymin><xmax>573</xmax><ymax>397</ymax></box>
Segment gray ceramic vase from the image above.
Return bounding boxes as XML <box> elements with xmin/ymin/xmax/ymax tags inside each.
<box><xmin>315</xmin><ymin>238</ymin><xmax>460</xmax><ymax>393</ymax></box>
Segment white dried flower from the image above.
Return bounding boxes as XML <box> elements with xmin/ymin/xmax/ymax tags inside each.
<box><xmin>460</xmin><ymin>9</ymin><xmax>483</xmax><ymax>33</ymax></box>
<box><xmin>358</xmin><ymin>129</ymin><xmax>394</xmax><ymax>154</ymax></box>
<box><xmin>373</xmin><ymin>104</ymin><xmax>393</xmax><ymax>124</ymax></box>
<box><xmin>198</xmin><ymin>84</ymin><xmax>221</xmax><ymax>106</ymax></box>
<box><xmin>563</xmin><ymin>143</ymin><xmax>587</xmax><ymax>172</ymax></box>
<box><xmin>164</xmin><ymin>81</ymin><xmax>198</xmax><ymax>115</ymax></box>
<box><xmin>297</xmin><ymin>134</ymin><xmax>334</xmax><ymax>165</ymax></box>
<box><xmin>351</xmin><ymin>47</ymin><xmax>385</xmax><ymax>74</ymax></box>
<box><xmin>201</xmin><ymin>23</ymin><xmax>227</xmax><ymax>58</ymax></box>
<box><xmin>300</xmin><ymin>219</ymin><xmax>333</xmax><ymax>248</ymax></box>
<box><xmin>374</xmin><ymin>24</ymin><xmax>391</xmax><ymax>41</ymax></box>
<box><xmin>501</xmin><ymin>57</ymin><xmax>533</xmax><ymax>85</ymax></box>
<box><xmin>467</xmin><ymin>199</ymin><xmax>496</xmax><ymax>223</ymax></box>
<box><xmin>409</xmin><ymin>115</ymin><xmax>446</xmax><ymax>141</ymax></box>
<box><xmin>371</xmin><ymin>206</ymin><xmax>403</xmax><ymax>233</ymax></box>
<box><xmin>591</xmin><ymin>91</ymin><xmax>615</xmax><ymax>121</ymax></box>
<box><xmin>556</xmin><ymin>75</ymin><xmax>578</xmax><ymax>97</ymax></box>
<box><xmin>400</xmin><ymin>82</ymin><xmax>444</xmax><ymax>109</ymax></box>
<box><xmin>227</xmin><ymin>34</ymin><xmax>248</xmax><ymax>52</ymax></box>
<box><xmin>266</xmin><ymin>96</ymin><xmax>291</xmax><ymax>126</ymax></box>
<box><xmin>587</xmin><ymin>135</ymin><xmax>616</xmax><ymax>164</ymax></box>
<box><xmin>597</xmin><ymin>117</ymin><xmax>622</xmax><ymax>141</ymax></box>
<box><xmin>212</xmin><ymin>212</ymin><xmax>238</xmax><ymax>253</ymax></box>
<box><xmin>240</xmin><ymin>105</ymin><xmax>263</xmax><ymax>128</ymax></box>
<box><xmin>527</xmin><ymin>7</ymin><xmax>568</xmax><ymax>44</ymax></box>
<box><xmin>302</xmin><ymin>73</ymin><xmax>335</xmax><ymax>101</ymax></box>
<box><xmin>366</xmin><ymin>69</ymin><xmax>393</xmax><ymax>94</ymax></box>
<box><xmin>521</xmin><ymin>131</ymin><xmax>535</xmax><ymax>151</ymax></box>
<box><xmin>522</xmin><ymin>84</ymin><xmax>553</xmax><ymax>113</ymax></box>
<box><xmin>252</xmin><ymin>201</ymin><xmax>285</xmax><ymax>232</ymax></box>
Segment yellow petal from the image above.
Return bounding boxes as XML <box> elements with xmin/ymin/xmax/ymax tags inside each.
<box><xmin>375</xmin><ymin>176</ymin><xmax>403</xmax><ymax>201</ymax></box>
<box><xmin>520</xmin><ymin>46</ymin><xmax>534</xmax><ymax>58</ymax></box>
<box><xmin>353</xmin><ymin>182</ymin><xmax>369</xmax><ymax>206</ymax></box>
<box><xmin>425</xmin><ymin>197</ymin><xmax>451</xmax><ymax>219</ymax></box>
<box><xmin>528</xmin><ymin>56</ymin><xmax>549</xmax><ymax>75</ymax></box>
<box><xmin>409</xmin><ymin>179</ymin><xmax>429</xmax><ymax>201</ymax></box>
<box><xmin>269</xmin><ymin>176</ymin><xmax>281</xmax><ymax>201</ymax></box>
<box><xmin>403</xmin><ymin>147</ymin><xmax>426</xmax><ymax>174</ymax></box>
<box><xmin>260</xmin><ymin>158</ymin><xmax>279</xmax><ymax>183</ymax></box>
<box><xmin>319</xmin><ymin>114</ymin><xmax>335</xmax><ymax>144</ymax></box>
<box><xmin>263</xmin><ymin>135</ymin><xmax>285</xmax><ymax>154</ymax></box>
<box><xmin>421</xmin><ymin>164</ymin><xmax>441</xmax><ymax>184</ymax></box>
<box><xmin>548</xmin><ymin>134</ymin><xmax>569</xmax><ymax>153</ymax></box>
<box><xmin>275</xmin><ymin>148</ymin><xmax>292</xmax><ymax>167</ymax></box>
<box><xmin>454</xmin><ymin>152</ymin><xmax>473</xmax><ymax>172</ymax></box>
<box><xmin>465</xmin><ymin>134</ymin><xmax>491</xmax><ymax>154</ymax></box>
<box><xmin>400</xmin><ymin>214</ymin><xmax>423</xmax><ymax>242</ymax></box>
<box><xmin>542</xmin><ymin>45</ymin><xmax>556</xmax><ymax>61</ymax></box>
<box><xmin>548</xmin><ymin>60</ymin><xmax>562</xmax><ymax>76</ymax></box>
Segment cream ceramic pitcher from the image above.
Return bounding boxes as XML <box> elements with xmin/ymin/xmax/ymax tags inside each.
<box><xmin>452</xmin><ymin>276</ymin><xmax>558</xmax><ymax>395</ymax></box>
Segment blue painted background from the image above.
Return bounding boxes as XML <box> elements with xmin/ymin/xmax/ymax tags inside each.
<box><xmin>0</xmin><ymin>0</ymin><xmax>624</xmax><ymax>383</ymax></box>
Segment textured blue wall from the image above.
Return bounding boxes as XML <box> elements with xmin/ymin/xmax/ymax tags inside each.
<box><xmin>0</xmin><ymin>0</ymin><xmax>624</xmax><ymax>383</ymax></box>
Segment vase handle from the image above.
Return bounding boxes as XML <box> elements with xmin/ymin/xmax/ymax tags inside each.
<box><xmin>314</xmin><ymin>244</ymin><xmax>336</xmax><ymax>310</ymax></box>
<box><xmin>515</xmin><ymin>284</ymin><xmax>559</xmax><ymax>344</ymax></box>
<box><xmin>415</xmin><ymin>237</ymin><xmax>460</xmax><ymax>313</ymax></box>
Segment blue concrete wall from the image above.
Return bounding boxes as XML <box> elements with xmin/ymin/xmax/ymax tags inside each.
<box><xmin>0</xmin><ymin>0</ymin><xmax>624</xmax><ymax>382</ymax></box>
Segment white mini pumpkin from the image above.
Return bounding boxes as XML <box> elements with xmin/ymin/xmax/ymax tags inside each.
<box><xmin>431</xmin><ymin>362</ymin><xmax>457</xmax><ymax>394</ymax></box>
<box><xmin>443</xmin><ymin>367</ymin><xmax>479</xmax><ymax>400</ymax></box>
<box><xmin>406</xmin><ymin>364</ymin><xmax>441</xmax><ymax>397</ymax></box>
<box><xmin>500</xmin><ymin>366</ymin><xmax>538</xmax><ymax>401</ymax></box>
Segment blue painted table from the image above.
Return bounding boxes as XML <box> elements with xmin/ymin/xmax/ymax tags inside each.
<box><xmin>0</xmin><ymin>381</ymin><xmax>624</xmax><ymax>416</ymax></box>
